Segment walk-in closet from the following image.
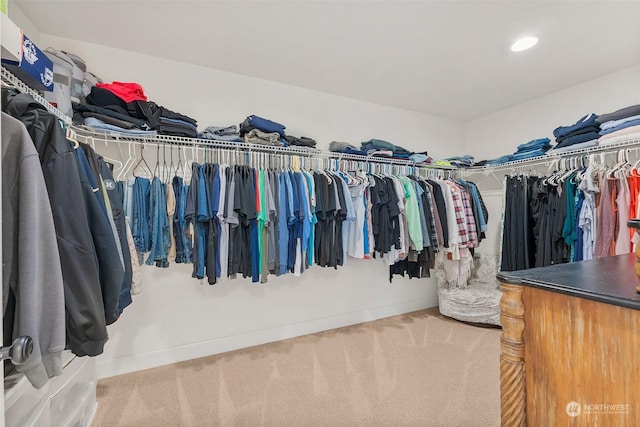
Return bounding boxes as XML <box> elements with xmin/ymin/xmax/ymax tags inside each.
<box><xmin>2</xmin><ymin>1</ymin><xmax>640</xmax><ymax>426</ymax></box>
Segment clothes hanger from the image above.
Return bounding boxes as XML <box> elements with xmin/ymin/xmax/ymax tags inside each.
<box><xmin>66</xmin><ymin>126</ymin><xmax>79</xmax><ymax>149</ymax></box>
<box><xmin>132</xmin><ymin>144</ymin><xmax>153</xmax><ymax>177</ymax></box>
<box><xmin>117</xmin><ymin>143</ymin><xmax>134</xmax><ymax>181</ymax></box>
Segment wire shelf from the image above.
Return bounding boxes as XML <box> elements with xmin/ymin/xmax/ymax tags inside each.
<box><xmin>1</xmin><ymin>66</ymin><xmax>73</xmax><ymax>125</ymax></box>
<box><xmin>469</xmin><ymin>136</ymin><xmax>640</xmax><ymax>172</ymax></box>
<box><xmin>73</xmin><ymin>126</ymin><xmax>450</xmax><ymax>169</ymax></box>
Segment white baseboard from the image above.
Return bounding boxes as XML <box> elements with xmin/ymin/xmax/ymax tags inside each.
<box><xmin>96</xmin><ymin>296</ymin><xmax>438</xmax><ymax>379</ymax></box>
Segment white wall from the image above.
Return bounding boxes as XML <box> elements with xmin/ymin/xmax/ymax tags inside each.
<box><xmin>7</xmin><ymin>2</ymin><xmax>41</xmax><ymax>44</ymax></box>
<box><xmin>37</xmin><ymin>34</ymin><xmax>466</xmax><ymax>378</ymax></box>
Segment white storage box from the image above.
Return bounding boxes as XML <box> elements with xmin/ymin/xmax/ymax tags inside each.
<box><xmin>44</xmin><ymin>47</ymin><xmax>74</xmax><ymax>117</ymax></box>
<box><xmin>50</xmin><ymin>356</ymin><xmax>97</xmax><ymax>427</ymax></box>
<box><xmin>61</xmin><ymin>51</ymin><xmax>86</xmax><ymax>104</ymax></box>
<box><xmin>4</xmin><ymin>370</ymin><xmax>51</xmax><ymax>427</ymax></box>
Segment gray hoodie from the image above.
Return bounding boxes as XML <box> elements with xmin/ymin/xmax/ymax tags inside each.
<box><xmin>2</xmin><ymin>113</ymin><xmax>65</xmax><ymax>389</ymax></box>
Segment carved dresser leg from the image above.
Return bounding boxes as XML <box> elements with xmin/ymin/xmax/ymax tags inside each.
<box><xmin>500</xmin><ymin>283</ymin><xmax>526</xmax><ymax>427</ymax></box>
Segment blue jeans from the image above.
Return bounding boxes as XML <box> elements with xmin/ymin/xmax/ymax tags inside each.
<box><xmin>132</xmin><ymin>177</ymin><xmax>151</xmax><ymax>255</ymax></box>
<box><xmin>172</xmin><ymin>177</ymin><xmax>193</xmax><ymax>263</ymax></box>
<box><xmin>145</xmin><ymin>177</ymin><xmax>170</xmax><ymax>267</ymax></box>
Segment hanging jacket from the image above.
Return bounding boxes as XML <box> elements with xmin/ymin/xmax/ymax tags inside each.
<box><xmin>2</xmin><ymin>88</ymin><xmax>109</xmax><ymax>357</ymax></box>
<box><xmin>2</xmin><ymin>113</ymin><xmax>66</xmax><ymax>389</ymax></box>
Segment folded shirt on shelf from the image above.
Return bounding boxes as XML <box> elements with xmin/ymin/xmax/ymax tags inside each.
<box><xmin>599</xmin><ymin>118</ymin><xmax>640</xmax><ymax>136</ymax></box>
<box><xmin>329</xmin><ymin>141</ymin><xmax>359</xmax><ymax>152</ymax></box>
<box><xmin>240</xmin><ymin>115</ymin><xmax>286</xmax><ymax>137</ymax></box>
<box><xmin>555</xmin><ymin>126</ymin><xmax>600</xmax><ymax>143</ymax></box>
<box><xmin>361</xmin><ymin>139</ymin><xmax>411</xmax><ymax>154</ymax></box>
<box><xmin>546</xmin><ymin>139</ymin><xmax>598</xmax><ymax>154</ymax></box>
<box><xmin>84</xmin><ymin>117</ymin><xmax>158</xmax><ymax>136</ymax></box>
<box><xmin>598</xmin><ymin>124</ymin><xmax>640</xmax><ymax>144</ymax></box>
<box><xmin>554</xmin><ymin>131</ymin><xmax>601</xmax><ymax>149</ymax></box>
<box><xmin>367</xmin><ymin>149</ymin><xmax>393</xmax><ymax>157</ymax></box>
<box><xmin>511</xmin><ymin>148</ymin><xmax>548</xmax><ymax>161</ymax></box>
<box><xmin>243</xmin><ymin>128</ymin><xmax>282</xmax><ymax>145</ymax></box>
<box><xmin>198</xmin><ymin>125</ymin><xmax>242</xmax><ymax>142</ymax></box>
<box><xmin>599</xmin><ymin>113</ymin><xmax>640</xmax><ymax>131</ymax></box>
<box><xmin>96</xmin><ymin>82</ymin><xmax>148</xmax><ymax>103</ymax></box>
<box><xmin>553</xmin><ymin>113</ymin><xmax>599</xmax><ymax>139</ymax></box>
<box><xmin>516</xmin><ymin>137</ymin><xmax>551</xmax><ymax>152</ymax></box>
<box><xmin>284</xmin><ymin>135</ymin><xmax>317</xmax><ymax>147</ymax></box>
<box><xmin>158</xmin><ymin>116</ymin><xmax>198</xmax><ymax>138</ymax></box>
<box><xmin>157</xmin><ymin>106</ymin><xmax>197</xmax><ymax>127</ymax></box>
<box><xmin>483</xmin><ymin>155</ymin><xmax>514</xmax><ymax>165</ymax></box>
<box><xmin>409</xmin><ymin>153</ymin><xmax>430</xmax><ymax>163</ymax></box>
<box><xmin>82</xmin><ymin>112</ymin><xmax>138</xmax><ymax>129</ymax></box>
<box><xmin>596</xmin><ymin>104</ymin><xmax>640</xmax><ymax>124</ymax></box>
<box><xmin>445</xmin><ymin>155</ymin><xmax>475</xmax><ymax>168</ymax></box>
<box><xmin>76</xmin><ymin>104</ymin><xmax>150</xmax><ymax>129</ymax></box>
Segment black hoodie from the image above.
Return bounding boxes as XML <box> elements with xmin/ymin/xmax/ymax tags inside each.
<box><xmin>2</xmin><ymin>88</ymin><xmax>122</xmax><ymax>357</ymax></box>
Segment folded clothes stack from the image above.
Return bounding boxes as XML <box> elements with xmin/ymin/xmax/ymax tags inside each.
<box><xmin>548</xmin><ymin>113</ymin><xmax>600</xmax><ymax>153</ymax></box>
<box><xmin>244</xmin><ymin>128</ymin><xmax>282</xmax><ymax>146</ymax></box>
<box><xmin>76</xmin><ymin>82</ymin><xmax>198</xmax><ymax>137</ymax></box>
<box><xmin>77</xmin><ymin>103</ymin><xmax>150</xmax><ymax>130</ymax></box>
<box><xmin>158</xmin><ymin>116</ymin><xmax>198</xmax><ymax>138</ymax></box>
<box><xmin>409</xmin><ymin>152</ymin><xmax>432</xmax><ymax>164</ymax></box>
<box><xmin>239</xmin><ymin>115</ymin><xmax>286</xmax><ymax>138</ymax></box>
<box><xmin>475</xmin><ymin>155</ymin><xmax>513</xmax><ymax>167</ymax></box>
<box><xmin>361</xmin><ymin>139</ymin><xmax>411</xmax><ymax>159</ymax></box>
<box><xmin>512</xmin><ymin>137</ymin><xmax>551</xmax><ymax>159</ymax></box>
<box><xmin>198</xmin><ymin>125</ymin><xmax>242</xmax><ymax>142</ymax></box>
<box><xmin>445</xmin><ymin>155</ymin><xmax>475</xmax><ymax>168</ymax></box>
<box><xmin>329</xmin><ymin>141</ymin><xmax>367</xmax><ymax>156</ymax></box>
<box><xmin>475</xmin><ymin>137</ymin><xmax>551</xmax><ymax>166</ymax></box>
<box><xmin>84</xmin><ymin>117</ymin><xmax>157</xmax><ymax>136</ymax></box>
<box><xmin>284</xmin><ymin>135</ymin><xmax>317</xmax><ymax>148</ymax></box>
<box><xmin>597</xmin><ymin>104</ymin><xmax>640</xmax><ymax>145</ymax></box>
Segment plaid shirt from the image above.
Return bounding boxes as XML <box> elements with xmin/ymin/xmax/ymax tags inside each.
<box><xmin>423</xmin><ymin>183</ymin><xmax>440</xmax><ymax>253</ymax></box>
<box><xmin>459</xmin><ymin>187</ymin><xmax>478</xmax><ymax>248</ymax></box>
<box><xmin>446</xmin><ymin>182</ymin><xmax>469</xmax><ymax>248</ymax></box>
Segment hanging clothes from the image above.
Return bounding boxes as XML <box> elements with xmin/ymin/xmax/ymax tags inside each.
<box><xmin>1</xmin><ymin>112</ymin><xmax>66</xmax><ymax>389</ymax></box>
<box><xmin>2</xmin><ymin>88</ymin><xmax>116</xmax><ymax>358</ymax></box>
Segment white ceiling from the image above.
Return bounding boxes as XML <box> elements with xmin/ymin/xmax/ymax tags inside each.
<box><xmin>14</xmin><ymin>0</ymin><xmax>640</xmax><ymax>121</ymax></box>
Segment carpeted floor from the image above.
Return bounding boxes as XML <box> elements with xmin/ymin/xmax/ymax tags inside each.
<box><xmin>93</xmin><ymin>308</ymin><xmax>501</xmax><ymax>426</ymax></box>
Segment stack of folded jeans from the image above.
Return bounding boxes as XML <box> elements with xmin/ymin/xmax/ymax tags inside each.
<box><xmin>476</xmin><ymin>138</ymin><xmax>550</xmax><ymax>166</ymax></box>
<box><xmin>478</xmin><ymin>155</ymin><xmax>514</xmax><ymax>166</ymax></box>
<box><xmin>361</xmin><ymin>139</ymin><xmax>411</xmax><ymax>159</ymax></box>
<box><xmin>445</xmin><ymin>155</ymin><xmax>475</xmax><ymax>168</ymax></box>
<box><xmin>597</xmin><ymin>104</ymin><xmax>640</xmax><ymax>145</ymax></box>
<box><xmin>198</xmin><ymin>125</ymin><xmax>242</xmax><ymax>142</ymax></box>
<box><xmin>75</xmin><ymin>103</ymin><xmax>151</xmax><ymax>130</ymax></box>
<box><xmin>239</xmin><ymin>115</ymin><xmax>286</xmax><ymax>138</ymax></box>
<box><xmin>156</xmin><ymin>106</ymin><xmax>198</xmax><ymax>138</ymax></box>
<box><xmin>284</xmin><ymin>135</ymin><xmax>317</xmax><ymax>148</ymax></box>
<box><xmin>84</xmin><ymin>117</ymin><xmax>157</xmax><ymax>136</ymax></box>
<box><xmin>329</xmin><ymin>141</ymin><xmax>367</xmax><ymax>156</ymax></box>
<box><xmin>511</xmin><ymin>137</ymin><xmax>552</xmax><ymax>160</ymax></box>
<box><xmin>158</xmin><ymin>117</ymin><xmax>197</xmax><ymax>138</ymax></box>
<box><xmin>549</xmin><ymin>114</ymin><xmax>600</xmax><ymax>152</ymax></box>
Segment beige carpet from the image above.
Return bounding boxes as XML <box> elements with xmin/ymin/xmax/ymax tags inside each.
<box><xmin>93</xmin><ymin>308</ymin><xmax>501</xmax><ymax>426</ymax></box>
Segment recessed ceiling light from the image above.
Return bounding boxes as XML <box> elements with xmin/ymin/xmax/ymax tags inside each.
<box><xmin>511</xmin><ymin>36</ymin><xmax>538</xmax><ymax>52</ymax></box>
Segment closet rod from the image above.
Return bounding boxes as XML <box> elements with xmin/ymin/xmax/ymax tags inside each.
<box><xmin>1</xmin><ymin>66</ymin><xmax>73</xmax><ymax>125</ymax></box>
<box><xmin>74</xmin><ymin>126</ymin><xmax>452</xmax><ymax>170</ymax></box>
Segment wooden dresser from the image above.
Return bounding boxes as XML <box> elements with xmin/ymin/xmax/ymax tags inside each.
<box><xmin>498</xmin><ymin>254</ymin><xmax>640</xmax><ymax>426</ymax></box>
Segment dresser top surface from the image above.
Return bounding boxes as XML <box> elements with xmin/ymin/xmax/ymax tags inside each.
<box><xmin>497</xmin><ymin>254</ymin><xmax>640</xmax><ymax>310</ymax></box>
